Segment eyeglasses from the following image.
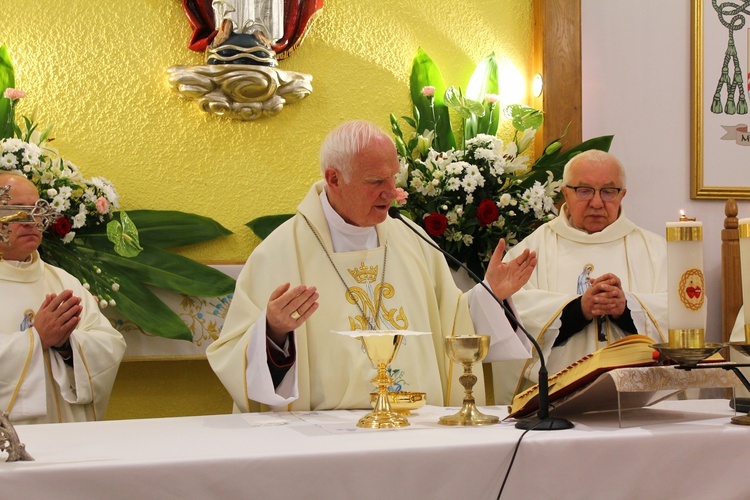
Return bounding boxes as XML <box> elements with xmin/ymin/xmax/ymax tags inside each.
<box><xmin>565</xmin><ymin>185</ymin><xmax>623</xmax><ymax>202</ymax></box>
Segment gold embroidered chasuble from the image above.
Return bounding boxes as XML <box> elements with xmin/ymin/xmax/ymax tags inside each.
<box><xmin>208</xmin><ymin>182</ymin><xmax>484</xmax><ymax>411</ymax></box>
<box><xmin>492</xmin><ymin>206</ymin><xmax>668</xmax><ymax>404</ymax></box>
<box><xmin>0</xmin><ymin>252</ymin><xmax>126</xmax><ymax>424</ymax></box>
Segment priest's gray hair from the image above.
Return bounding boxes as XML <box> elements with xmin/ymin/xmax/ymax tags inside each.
<box><xmin>319</xmin><ymin>120</ymin><xmax>392</xmax><ymax>182</ymax></box>
<box><xmin>562</xmin><ymin>149</ymin><xmax>627</xmax><ymax>187</ymax></box>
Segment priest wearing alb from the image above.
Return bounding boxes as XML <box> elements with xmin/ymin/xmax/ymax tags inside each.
<box><xmin>207</xmin><ymin>120</ymin><xmax>535</xmax><ymax>412</ymax></box>
<box><xmin>0</xmin><ymin>173</ymin><xmax>126</xmax><ymax>424</ymax></box>
<box><xmin>493</xmin><ymin>150</ymin><xmax>668</xmax><ymax>404</ymax></box>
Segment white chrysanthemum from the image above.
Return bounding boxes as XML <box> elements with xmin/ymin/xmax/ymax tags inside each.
<box><xmin>461</xmin><ymin>175</ymin><xmax>478</xmax><ymax>194</ymax></box>
<box><xmin>72</xmin><ymin>204</ymin><xmax>87</xmax><ymax>228</ymax></box>
<box><xmin>62</xmin><ymin>231</ymin><xmax>76</xmax><ymax>244</ymax></box>
<box><xmin>474</xmin><ymin>147</ymin><xmax>497</xmax><ymax>162</ymax></box>
<box><xmin>51</xmin><ymin>196</ymin><xmax>70</xmax><ymax>212</ymax></box>
<box><xmin>1</xmin><ymin>138</ymin><xmax>24</xmax><ymax>153</ymax></box>
<box><xmin>445</xmin><ymin>177</ymin><xmax>461</xmax><ymax>191</ymax></box>
<box><xmin>465</xmin><ymin>193</ymin><xmax>474</xmax><ymax>204</ymax></box>
<box><xmin>58</xmin><ymin>185</ymin><xmax>73</xmax><ymax>199</ymax></box>
<box><xmin>0</xmin><ymin>153</ymin><xmax>18</xmax><ymax>168</ymax></box>
<box><xmin>83</xmin><ymin>187</ymin><xmax>97</xmax><ymax>203</ymax></box>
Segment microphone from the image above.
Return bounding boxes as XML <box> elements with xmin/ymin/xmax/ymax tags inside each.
<box><xmin>388</xmin><ymin>207</ymin><xmax>573</xmax><ymax>430</ymax></box>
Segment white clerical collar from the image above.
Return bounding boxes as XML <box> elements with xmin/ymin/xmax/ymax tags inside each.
<box><xmin>552</xmin><ymin>203</ymin><xmax>635</xmax><ymax>243</ymax></box>
<box><xmin>320</xmin><ymin>189</ymin><xmax>378</xmax><ymax>252</ymax></box>
<box><xmin>3</xmin><ymin>255</ymin><xmax>34</xmax><ymax>269</ymax></box>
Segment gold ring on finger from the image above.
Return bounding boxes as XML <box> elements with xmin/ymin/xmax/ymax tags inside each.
<box><xmin>290</xmin><ymin>310</ymin><xmax>301</xmax><ymax>320</ymax></box>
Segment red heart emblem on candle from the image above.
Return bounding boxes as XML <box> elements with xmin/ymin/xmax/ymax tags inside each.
<box><xmin>686</xmin><ymin>286</ymin><xmax>702</xmax><ymax>298</ymax></box>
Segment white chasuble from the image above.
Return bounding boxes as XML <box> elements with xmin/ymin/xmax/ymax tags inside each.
<box><xmin>491</xmin><ymin>206</ymin><xmax>668</xmax><ymax>404</ymax></box>
<box><xmin>0</xmin><ymin>252</ymin><xmax>126</xmax><ymax>424</ymax></box>
<box><xmin>208</xmin><ymin>181</ymin><xmax>530</xmax><ymax>412</ymax></box>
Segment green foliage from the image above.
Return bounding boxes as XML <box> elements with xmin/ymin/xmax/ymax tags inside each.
<box><xmin>246</xmin><ymin>214</ymin><xmax>294</xmax><ymax>240</ymax></box>
<box><xmin>0</xmin><ymin>45</ymin><xmax>16</xmax><ymax>139</ymax></box>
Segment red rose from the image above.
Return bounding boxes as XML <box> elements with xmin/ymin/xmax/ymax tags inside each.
<box><xmin>477</xmin><ymin>199</ymin><xmax>500</xmax><ymax>227</ymax></box>
<box><xmin>424</xmin><ymin>213</ymin><xmax>448</xmax><ymax>237</ymax></box>
<box><xmin>52</xmin><ymin>216</ymin><xmax>71</xmax><ymax>236</ymax></box>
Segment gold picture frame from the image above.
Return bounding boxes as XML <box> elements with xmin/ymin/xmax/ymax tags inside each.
<box><xmin>692</xmin><ymin>0</ymin><xmax>750</xmax><ymax>199</ymax></box>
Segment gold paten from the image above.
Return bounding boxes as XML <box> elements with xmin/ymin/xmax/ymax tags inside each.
<box><xmin>166</xmin><ymin>64</ymin><xmax>312</xmax><ymax>121</ymax></box>
<box><xmin>357</xmin><ymin>334</ymin><xmax>409</xmax><ymax>429</ymax></box>
<box><xmin>439</xmin><ymin>335</ymin><xmax>499</xmax><ymax>426</ymax></box>
<box><xmin>370</xmin><ymin>391</ymin><xmax>426</xmax><ymax>415</ymax></box>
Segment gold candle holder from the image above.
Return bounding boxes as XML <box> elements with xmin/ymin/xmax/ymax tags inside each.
<box><xmin>439</xmin><ymin>335</ymin><xmax>498</xmax><ymax>426</ymax></box>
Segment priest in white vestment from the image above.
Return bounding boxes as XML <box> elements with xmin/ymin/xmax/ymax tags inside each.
<box><xmin>207</xmin><ymin>120</ymin><xmax>535</xmax><ymax>412</ymax></box>
<box><xmin>492</xmin><ymin>150</ymin><xmax>668</xmax><ymax>404</ymax></box>
<box><xmin>0</xmin><ymin>173</ymin><xmax>126</xmax><ymax>424</ymax></box>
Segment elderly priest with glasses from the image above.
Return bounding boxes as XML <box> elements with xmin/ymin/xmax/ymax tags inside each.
<box><xmin>207</xmin><ymin>120</ymin><xmax>536</xmax><ymax>412</ymax></box>
<box><xmin>492</xmin><ymin>150</ymin><xmax>668</xmax><ymax>404</ymax></box>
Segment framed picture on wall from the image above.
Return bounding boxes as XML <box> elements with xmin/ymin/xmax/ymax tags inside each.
<box><xmin>692</xmin><ymin>0</ymin><xmax>750</xmax><ymax>199</ymax></box>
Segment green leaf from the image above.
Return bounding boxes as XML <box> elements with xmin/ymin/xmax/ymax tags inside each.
<box><xmin>246</xmin><ymin>214</ymin><xmax>294</xmax><ymax>240</ymax></box>
<box><xmin>444</xmin><ymin>87</ymin><xmax>485</xmax><ymax>119</ymax></box>
<box><xmin>106</xmin><ymin>266</ymin><xmax>194</xmax><ymax>341</ymax></box>
<box><xmin>81</xmin><ymin>210</ymin><xmax>232</xmax><ymax>249</ymax></box>
<box><xmin>106</xmin><ymin>211</ymin><xmax>143</xmax><ymax>258</ymax></box>
<box><xmin>0</xmin><ymin>45</ymin><xmax>15</xmax><ymax>140</ymax></box>
<box><xmin>466</xmin><ymin>53</ymin><xmax>500</xmax><ymax>135</ymax></box>
<box><xmin>410</xmin><ymin>48</ymin><xmax>455</xmax><ymax>151</ymax></box>
<box><xmin>76</xmin><ymin>240</ymin><xmax>236</xmax><ymax>297</ymax></box>
<box><xmin>519</xmin><ymin>135</ymin><xmax>614</xmax><ymax>189</ymax></box>
<box><xmin>505</xmin><ymin>104</ymin><xmax>544</xmax><ymax>132</ymax></box>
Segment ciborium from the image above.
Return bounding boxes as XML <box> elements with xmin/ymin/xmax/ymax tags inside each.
<box><xmin>357</xmin><ymin>333</ymin><xmax>409</xmax><ymax>429</ymax></box>
<box><xmin>439</xmin><ymin>335</ymin><xmax>499</xmax><ymax>426</ymax></box>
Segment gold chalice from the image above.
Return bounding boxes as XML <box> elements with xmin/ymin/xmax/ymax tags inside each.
<box><xmin>357</xmin><ymin>333</ymin><xmax>409</xmax><ymax>429</ymax></box>
<box><xmin>439</xmin><ymin>335</ymin><xmax>499</xmax><ymax>426</ymax></box>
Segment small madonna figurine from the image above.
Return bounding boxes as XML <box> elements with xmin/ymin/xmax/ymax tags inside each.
<box><xmin>182</xmin><ymin>0</ymin><xmax>324</xmax><ymax>66</ymax></box>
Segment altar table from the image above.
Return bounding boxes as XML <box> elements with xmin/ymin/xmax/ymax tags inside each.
<box><xmin>1</xmin><ymin>400</ymin><xmax>748</xmax><ymax>499</ymax></box>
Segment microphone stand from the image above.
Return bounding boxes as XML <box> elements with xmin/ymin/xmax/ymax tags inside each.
<box><xmin>388</xmin><ymin>208</ymin><xmax>573</xmax><ymax>430</ymax></box>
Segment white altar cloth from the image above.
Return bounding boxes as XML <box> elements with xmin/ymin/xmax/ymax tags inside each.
<box><xmin>1</xmin><ymin>400</ymin><xmax>748</xmax><ymax>499</ymax></box>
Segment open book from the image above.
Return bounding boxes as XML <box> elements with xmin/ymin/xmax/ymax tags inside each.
<box><xmin>508</xmin><ymin>335</ymin><xmax>659</xmax><ymax>418</ymax></box>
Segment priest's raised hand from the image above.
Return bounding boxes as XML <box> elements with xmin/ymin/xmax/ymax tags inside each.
<box><xmin>484</xmin><ymin>238</ymin><xmax>537</xmax><ymax>301</ymax></box>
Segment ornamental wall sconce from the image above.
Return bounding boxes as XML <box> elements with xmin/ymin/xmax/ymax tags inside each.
<box><xmin>167</xmin><ymin>0</ymin><xmax>324</xmax><ymax>121</ymax></box>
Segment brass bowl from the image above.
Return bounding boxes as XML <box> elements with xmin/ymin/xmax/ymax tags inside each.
<box><xmin>651</xmin><ymin>342</ymin><xmax>725</xmax><ymax>367</ymax></box>
<box><xmin>728</xmin><ymin>342</ymin><xmax>750</xmax><ymax>357</ymax></box>
<box><xmin>370</xmin><ymin>392</ymin><xmax>426</xmax><ymax>415</ymax></box>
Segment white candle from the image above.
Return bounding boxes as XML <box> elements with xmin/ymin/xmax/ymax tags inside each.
<box><xmin>666</xmin><ymin>212</ymin><xmax>705</xmax><ymax>347</ymax></box>
<box><xmin>739</xmin><ymin>217</ymin><xmax>750</xmax><ymax>342</ymax></box>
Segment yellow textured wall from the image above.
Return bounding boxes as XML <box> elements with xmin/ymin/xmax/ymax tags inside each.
<box><xmin>2</xmin><ymin>0</ymin><xmax>533</xmax><ymax>262</ymax></box>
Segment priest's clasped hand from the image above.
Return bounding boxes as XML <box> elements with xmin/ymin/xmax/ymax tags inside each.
<box><xmin>484</xmin><ymin>239</ymin><xmax>537</xmax><ymax>300</ymax></box>
<box><xmin>581</xmin><ymin>273</ymin><xmax>626</xmax><ymax>320</ymax></box>
<box><xmin>266</xmin><ymin>283</ymin><xmax>319</xmax><ymax>345</ymax></box>
<box><xmin>34</xmin><ymin>289</ymin><xmax>82</xmax><ymax>350</ymax></box>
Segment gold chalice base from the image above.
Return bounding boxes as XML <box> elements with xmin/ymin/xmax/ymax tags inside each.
<box><xmin>731</xmin><ymin>414</ymin><xmax>750</xmax><ymax>426</ymax></box>
<box><xmin>370</xmin><ymin>392</ymin><xmax>426</xmax><ymax>415</ymax></box>
<box><xmin>439</xmin><ymin>405</ymin><xmax>499</xmax><ymax>426</ymax></box>
<box><xmin>650</xmin><ymin>343</ymin><xmax>724</xmax><ymax>367</ymax></box>
<box><xmin>728</xmin><ymin>342</ymin><xmax>750</xmax><ymax>357</ymax></box>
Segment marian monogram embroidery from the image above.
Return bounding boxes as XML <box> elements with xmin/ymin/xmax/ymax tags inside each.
<box><xmin>345</xmin><ymin>262</ymin><xmax>409</xmax><ymax>331</ymax></box>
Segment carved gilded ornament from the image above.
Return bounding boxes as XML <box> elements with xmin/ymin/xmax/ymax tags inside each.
<box><xmin>169</xmin><ymin>0</ymin><xmax>323</xmax><ymax>120</ymax></box>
